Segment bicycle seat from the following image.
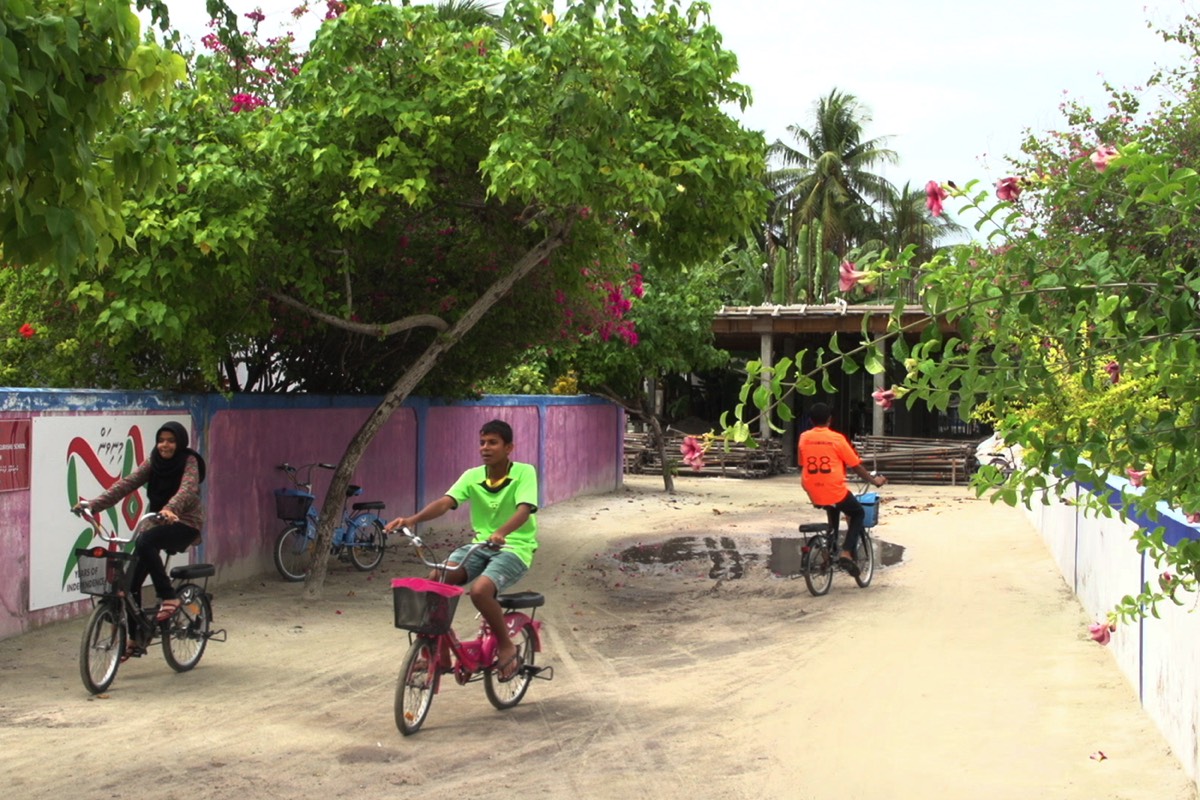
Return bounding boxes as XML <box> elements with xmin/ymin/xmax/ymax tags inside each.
<box><xmin>798</xmin><ymin>522</ymin><xmax>829</xmax><ymax>533</ymax></box>
<box><xmin>169</xmin><ymin>563</ymin><xmax>215</xmax><ymax>580</ymax></box>
<box><xmin>352</xmin><ymin>500</ymin><xmax>385</xmax><ymax>511</ymax></box>
<box><xmin>498</xmin><ymin>591</ymin><xmax>544</xmax><ymax>610</ymax></box>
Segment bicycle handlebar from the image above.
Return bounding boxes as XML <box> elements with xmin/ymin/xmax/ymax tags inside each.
<box><xmin>72</xmin><ymin>500</ymin><xmax>164</xmax><ymax>544</ymax></box>
<box><xmin>394</xmin><ymin>525</ymin><xmax>499</xmax><ymax>574</ymax></box>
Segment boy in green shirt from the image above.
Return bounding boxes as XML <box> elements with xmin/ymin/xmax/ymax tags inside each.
<box><xmin>385</xmin><ymin>419</ymin><xmax>538</xmax><ymax>681</ymax></box>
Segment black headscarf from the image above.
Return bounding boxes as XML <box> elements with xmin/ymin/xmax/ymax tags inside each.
<box><xmin>147</xmin><ymin>421</ymin><xmax>206</xmax><ymax>512</ymax></box>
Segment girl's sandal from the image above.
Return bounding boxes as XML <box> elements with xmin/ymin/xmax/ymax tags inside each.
<box><xmin>155</xmin><ymin>599</ymin><xmax>181</xmax><ymax>622</ymax></box>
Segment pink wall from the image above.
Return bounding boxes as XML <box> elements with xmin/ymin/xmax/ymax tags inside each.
<box><xmin>0</xmin><ymin>393</ymin><xmax>622</xmax><ymax>640</ymax></box>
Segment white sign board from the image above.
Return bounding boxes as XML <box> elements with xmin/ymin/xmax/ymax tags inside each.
<box><xmin>30</xmin><ymin>414</ymin><xmax>193</xmax><ymax>611</ymax></box>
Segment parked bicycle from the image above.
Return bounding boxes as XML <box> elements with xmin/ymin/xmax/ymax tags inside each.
<box><xmin>391</xmin><ymin>525</ymin><xmax>553</xmax><ymax>736</ymax></box>
<box><xmin>73</xmin><ymin>501</ymin><xmax>225</xmax><ymax>694</ymax></box>
<box><xmin>272</xmin><ymin>462</ymin><xmax>388</xmax><ymax>581</ymax></box>
<box><xmin>799</xmin><ymin>484</ymin><xmax>881</xmax><ymax>597</ymax></box>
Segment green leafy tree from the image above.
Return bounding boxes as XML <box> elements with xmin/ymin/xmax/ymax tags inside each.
<box><xmin>37</xmin><ymin>0</ymin><xmax>766</xmax><ymax>595</ymax></box>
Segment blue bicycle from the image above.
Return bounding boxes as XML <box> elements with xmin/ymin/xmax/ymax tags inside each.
<box><xmin>272</xmin><ymin>462</ymin><xmax>388</xmax><ymax>581</ymax></box>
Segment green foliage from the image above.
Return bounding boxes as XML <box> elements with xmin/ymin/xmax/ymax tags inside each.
<box><xmin>0</xmin><ymin>0</ymin><xmax>187</xmax><ymax>272</ymax></box>
<box><xmin>722</xmin><ymin>12</ymin><xmax>1200</xmax><ymax>625</ymax></box>
<box><xmin>5</xmin><ymin>0</ymin><xmax>767</xmax><ymax>393</ymax></box>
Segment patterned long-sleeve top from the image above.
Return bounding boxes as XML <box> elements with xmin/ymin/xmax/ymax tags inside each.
<box><xmin>88</xmin><ymin>455</ymin><xmax>204</xmax><ymax>532</ymax></box>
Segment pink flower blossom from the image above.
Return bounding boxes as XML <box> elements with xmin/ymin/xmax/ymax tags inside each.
<box><xmin>18</xmin><ymin>323</ymin><xmax>35</xmax><ymax>339</ymax></box>
<box><xmin>1088</xmin><ymin>622</ymin><xmax>1113</xmax><ymax>645</ymax></box>
<box><xmin>1090</xmin><ymin>145</ymin><xmax>1119</xmax><ymax>172</ymax></box>
<box><xmin>1125</xmin><ymin>468</ymin><xmax>1147</xmax><ymax>487</ymax></box>
<box><xmin>680</xmin><ymin>436</ymin><xmax>705</xmax><ymax>471</ymax></box>
<box><xmin>244</xmin><ymin>9</ymin><xmax>266</xmax><ymax>22</ymax></box>
<box><xmin>996</xmin><ymin>177</ymin><xmax>1022</xmax><ymax>201</ymax></box>
<box><xmin>871</xmin><ymin>388</ymin><xmax>896</xmax><ymax>410</ymax></box>
<box><xmin>839</xmin><ymin>260</ymin><xmax>867</xmax><ymax>292</ymax></box>
<box><xmin>925</xmin><ymin>180</ymin><xmax>948</xmax><ymax>217</ymax></box>
<box><xmin>230</xmin><ymin>92</ymin><xmax>266</xmax><ymax>113</ymax></box>
<box><xmin>1104</xmin><ymin>361</ymin><xmax>1120</xmax><ymax>384</ymax></box>
<box><xmin>1187</xmin><ymin>512</ymin><xmax>1200</xmax><ymax>525</ymax></box>
<box><xmin>1158</xmin><ymin>572</ymin><xmax>1174</xmax><ymax>591</ymax></box>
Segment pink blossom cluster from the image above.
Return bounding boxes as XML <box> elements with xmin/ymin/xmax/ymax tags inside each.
<box><xmin>231</xmin><ymin>93</ymin><xmax>266</xmax><ymax>113</ymax></box>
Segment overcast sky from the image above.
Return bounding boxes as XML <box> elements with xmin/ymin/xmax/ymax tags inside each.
<box><xmin>158</xmin><ymin>0</ymin><xmax>1188</xmax><ymax>196</ymax></box>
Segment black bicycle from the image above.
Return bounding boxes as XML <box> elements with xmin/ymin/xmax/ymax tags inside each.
<box><xmin>73</xmin><ymin>502</ymin><xmax>225</xmax><ymax>694</ymax></box>
<box><xmin>799</xmin><ymin>487</ymin><xmax>881</xmax><ymax>597</ymax></box>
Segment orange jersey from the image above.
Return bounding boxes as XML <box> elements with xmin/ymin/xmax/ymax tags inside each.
<box><xmin>798</xmin><ymin>426</ymin><xmax>862</xmax><ymax>506</ymax></box>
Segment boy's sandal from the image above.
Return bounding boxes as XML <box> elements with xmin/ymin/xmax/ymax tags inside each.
<box><xmin>495</xmin><ymin>652</ymin><xmax>524</xmax><ymax>683</ymax></box>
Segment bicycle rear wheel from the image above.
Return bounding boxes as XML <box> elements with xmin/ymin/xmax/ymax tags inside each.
<box><xmin>274</xmin><ymin>523</ymin><xmax>313</xmax><ymax>582</ymax></box>
<box><xmin>484</xmin><ymin>620</ymin><xmax>536</xmax><ymax>709</ymax></box>
<box><xmin>162</xmin><ymin>584</ymin><xmax>211</xmax><ymax>671</ymax></box>
<box><xmin>80</xmin><ymin>601</ymin><xmax>124</xmax><ymax>694</ymax></box>
<box><xmin>395</xmin><ymin>638</ymin><xmax>437</xmax><ymax>736</ymax></box>
<box><xmin>853</xmin><ymin>531</ymin><xmax>875</xmax><ymax>588</ymax></box>
<box><xmin>803</xmin><ymin>537</ymin><xmax>834</xmax><ymax>597</ymax></box>
<box><xmin>347</xmin><ymin>515</ymin><xmax>385</xmax><ymax>572</ymax></box>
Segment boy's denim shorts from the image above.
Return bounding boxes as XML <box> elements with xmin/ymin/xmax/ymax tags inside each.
<box><xmin>448</xmin><ymin>544</ymin><xmax>528</xmax><ymax>592</ymax></box>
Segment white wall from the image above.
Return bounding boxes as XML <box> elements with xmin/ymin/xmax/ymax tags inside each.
<box><xmin>1023</xmin><ymin>483</ymin><xmax>1200</xmax><ymax>784</ymax></box>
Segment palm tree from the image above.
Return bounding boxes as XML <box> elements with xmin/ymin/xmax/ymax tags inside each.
<box><xmin>767</xmin><ymin>89</ymin><xmax>897</xmax><ymax>300</ymax></box>
<box><xmin>858</xmin><ymin>181</ymin><xmax>968</xmax><ymax>301</ymax></box>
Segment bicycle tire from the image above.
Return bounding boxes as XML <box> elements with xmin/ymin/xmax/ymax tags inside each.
<box><xmin>484</xmin><ymin>620</ymin><xmax>536</xmax><ymax>710</ymax></box>
<box><xmin>80</xmin><ymin>601</ymin><xmax>124</xmax><ymax>694</ymax></box>
<box><xmin>162</xmin><ymin>584</ymin><xmax>211</xmax><ymax>672</ymax></box>
<box><xmin>274</xmin><ymin>523</ymin><xmax>313</xmax><ymax>582</ymax></box>
<box><xmin>347</xmin><ymin>515</ymin><xmax>385</xmax><ymax>572</ymax></box>
<box><xmin>395</xmin><ymin>638</ymin><xmax>437</xmax><ymax>736</ymax></box>
<box><xmin>854</xmin><ymin>531</ymin><xmax>875</xmax><ymax>588</ymax></box>
<box><xmin>803</xmin><ymin>536</ymin><xmax>834</xmax><ymax>597</ymax></box>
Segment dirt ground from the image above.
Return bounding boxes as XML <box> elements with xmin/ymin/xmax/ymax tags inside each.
<box><xmin>1</xmin><ymin>474</ymin><xmax>1196</xmax><ymax>800</ymax></box>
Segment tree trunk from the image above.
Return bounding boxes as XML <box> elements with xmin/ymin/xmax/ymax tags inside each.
<box><xmin>642</xmin><ymin>396</ymin><xmax>674</xmax><ymax>494</ymax></box>
<box><xmin>301</xmin><ymin>222</ymin><xmax>568</xmax><ymax>599</ymax></box>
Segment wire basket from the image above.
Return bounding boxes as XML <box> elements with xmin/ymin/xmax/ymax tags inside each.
<box><xmin>75</xmin><ymin>549</ymin><xmax>135</xmax><ymax>596</ymax></box>
<box><xmin>860</xmin><ymin>492</ymin><xmax>879</xmax><ymax>528</ymax></box>
<box><xmin>274</xmin><ymin>488</ymin><xmax>315</xmax><ymax>522</ymax></box>
<box><xmin>392</xmin><ymin>577</ymin><xmax>464</xmax><ymax>635</ymax></box>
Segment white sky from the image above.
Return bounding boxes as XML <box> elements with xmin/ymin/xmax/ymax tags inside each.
<box><xmin>157</xmin><ymin>0</ymin><xmax>1190</xmax><ymax>196</ymax></box>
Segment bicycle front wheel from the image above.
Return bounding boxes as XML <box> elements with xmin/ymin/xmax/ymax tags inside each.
<box><xmin>803</xmin><ymin>537</ymin><xmax>834</xmax><ymax>597</ymax></box>
<box><xmin>347</xmin><ymin>514</ymin><xmax>386</xmax><ymax>572</ymax></box>
<box><xmin>80</xmin><ymin>601</ymin><xmax>124</xmax><ymax>694</ymax></box>
<box><xmin>484</xmin><ymin>620</ymin><xmax>536</xmax><ymax>710</ymax></box>
<box><xmin>395</xmin><ymin>638</ymin><xmax>437</xmax><ymax>736</ymax></box>
<box><xmin>853</xmin><ymin>531</ymin><xmax>875</xmax><ymax>588</ymax></box>
<box><xmin>162</xmin><ymin>584</ymin><xmax>211</xmax><ymax>671</ymax></box>
<box><xmin>274</xmin><ymin>523</ymin><xmax>313</xmax><ymax>582</ymax></box>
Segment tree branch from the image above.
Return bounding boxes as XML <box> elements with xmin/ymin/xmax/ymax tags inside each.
<box><xmin>269</xmin><ymin>291</ymin><xmax>450</xmax><ymax>336</ymax></box>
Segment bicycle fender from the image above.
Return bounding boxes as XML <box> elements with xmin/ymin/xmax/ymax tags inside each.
<box><xmin>504</xmin><ymin>613</ymin><xmax>542</xmax><ymax>653</ymax></box>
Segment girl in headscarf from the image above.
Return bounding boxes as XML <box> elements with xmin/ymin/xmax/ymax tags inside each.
<box><xmin>77</xmin><ymin>421</ymin><xmax>207</xmax><ymax>634</ymax></box>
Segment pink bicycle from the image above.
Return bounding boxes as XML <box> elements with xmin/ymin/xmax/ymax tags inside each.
<box><xmin>391</xmin><ymin>526</ymin><xmax>553</xmax><ymax>736</ymax></box>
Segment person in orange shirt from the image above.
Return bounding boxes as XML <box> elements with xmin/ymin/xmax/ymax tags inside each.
<box><xmin>798</xmin><ymin>403</ymin><xmax>887</xmax><ymax>576</ymax></box>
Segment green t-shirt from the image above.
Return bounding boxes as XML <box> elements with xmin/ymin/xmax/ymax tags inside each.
<box><xmin>446</xmin><ymin>461</ymin><xmax>539</xmax><ymax>566</ymax></box>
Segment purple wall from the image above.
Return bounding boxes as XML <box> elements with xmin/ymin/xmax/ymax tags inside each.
<box><xmin>0</xmin><ymin>392</ymin><xmax>621</xmax><ymax>640</ymax></box>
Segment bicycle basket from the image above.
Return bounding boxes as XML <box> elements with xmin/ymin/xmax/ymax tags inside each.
<box><xmin>274</xmin><ymin>488</ymin><xmax>315</xmax><ymax>522</ymax></box>
<box><xmin>74</xmin><ymin>548</ymin><xmax>135</xmax><ymax>596</ymax></box>
<box><xmin>392</xmin><ymin>577</ymin><xmax>464</xmax><ymax>635</ymax></box>
<box><xmin>860</xmin><ymin>492</ymin><xmax>879</xmax><ymax>528</ymax></box>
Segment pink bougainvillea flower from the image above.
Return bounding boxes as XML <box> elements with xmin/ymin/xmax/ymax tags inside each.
<box><xmin>1088</xmin><ymin>622</ymin><xmax>1114</xmax><ymax>645</ymax></box>
<box><xmin>995</xmin><ymin>177</ymin><xmax>1022</xmax><ymax>202</ymax></box>
<box><xmin>1187</xmin><ymin>511</ymin><xmax>1200</xmax><ymax>525</ymax></box>
<box><xmin>18</xmin><ymin>323</ymin><xmax>35</xmax><ymax>339</ymax></box>
<box><xmin>1104</xmin><ymin>360</ymin><xmax>1120</xmax><ymax>384</ymax></box>
<box><xmin>1125</xmin><ymin>468</ymin><xmax>1147</xmax><ymax>487</ymax></box>
<box><xmin>838</xmin><ymin>260</ymin><xmax>868</xmax><ymax>292</ymax></box>
<box><xmin>925</xmin><ymin>180</ymin><xmax>948</xmax><ymax>217</ymax></box>
<box><xmin>244</xmin><ymin>9</ymin><xmax>266</xmax><ymax>22</ymax></box>
<box><xmin>871</xmin><ymin>388</ymin><xmax>896</xmax><ymax>410</ymax></box>
<box><xmin>1090</xmin><ymin>145</ymin><xmax>1120</xmax><ymax>172</ymax></box>
<box><xmin>1158</xmin><ymin>571</ymin><xmax>1174</xmax><ymax>591</ymax></box>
